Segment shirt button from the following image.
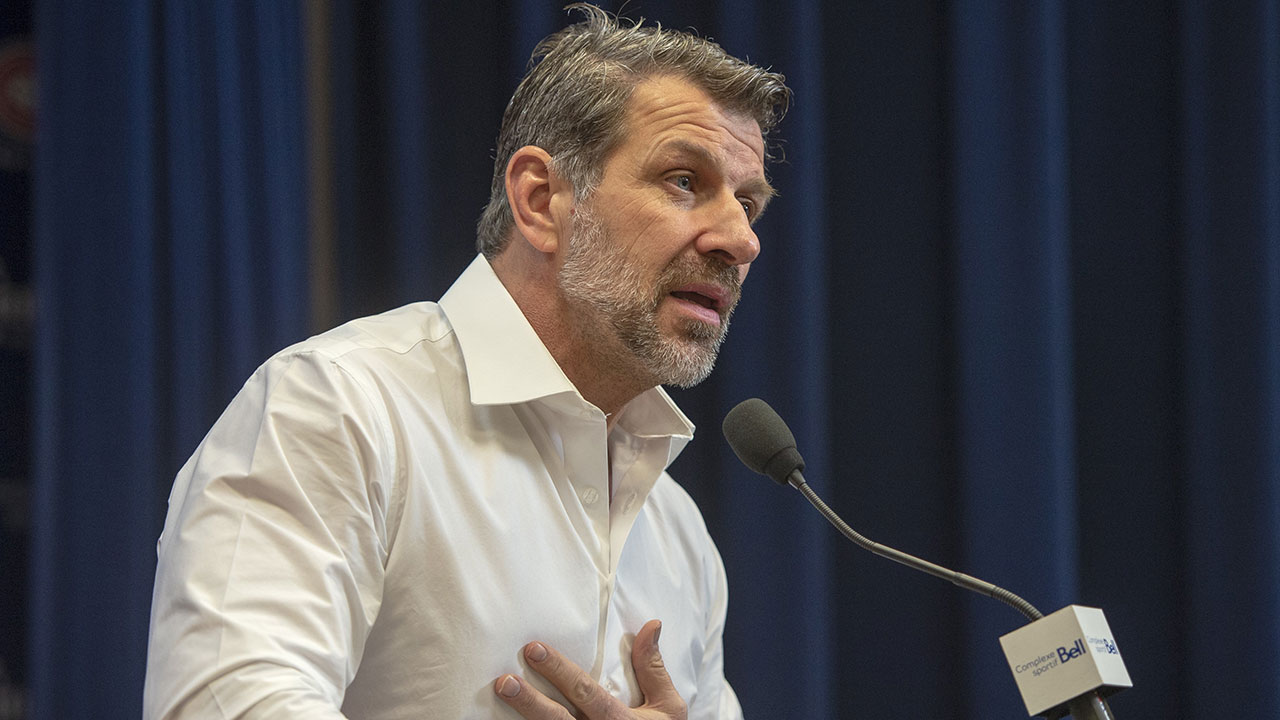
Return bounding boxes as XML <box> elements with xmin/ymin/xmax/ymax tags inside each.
<box><xmin>581</xmin><ymin>487</ymin><xmax>600</xmax><ymax>505</ymax></box>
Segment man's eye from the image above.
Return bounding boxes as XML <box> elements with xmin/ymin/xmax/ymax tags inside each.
<box><xmin>740</xmin><ymin>199</ymin><xmax>755</xmax><ymax>218</ymax></box>
<box><xmin>673</xmin><ymin>175</ymin><xmax>693</xmax><ymax>191</ymax></box>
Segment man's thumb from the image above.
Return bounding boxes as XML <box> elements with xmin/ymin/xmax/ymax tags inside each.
<box><xmin>632</xmin><ymin>620</ymin><xmax>687</xmax><ymax>717</ymax></box>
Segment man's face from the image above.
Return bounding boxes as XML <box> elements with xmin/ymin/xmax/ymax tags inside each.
<box><xmin>557</xmin><ymin>75</ymin><xmax>772</xmax><ymax>389</ymax></box>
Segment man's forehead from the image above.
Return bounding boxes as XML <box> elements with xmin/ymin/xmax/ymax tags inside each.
<box><xmin>623</xmin><ymin>76</ymin><xmax>767</xmax><ymax>158</ymax></box>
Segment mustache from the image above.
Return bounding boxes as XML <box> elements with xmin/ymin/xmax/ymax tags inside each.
<box><xmin>656</xmin><ymin>256</ymin><xmax>743</xmax><ymax>308</ymax></box>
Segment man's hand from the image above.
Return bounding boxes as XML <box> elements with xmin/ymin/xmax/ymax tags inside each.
<box><xmin>493</xmin><ymin>619</ymin><xmax>688</xmax><ymax>719</ymax></box>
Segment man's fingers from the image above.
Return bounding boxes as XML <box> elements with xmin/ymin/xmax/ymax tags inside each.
<box><xmin>496</xmin><ymin>641</ymin><xmax>619</xmax><ymax>719</ymax></box>
<box><xmin>521</xmin><ymin>641</ymin><xmax>620</xmax><ymax>719</ymax></box>
<box><xmin>631</xmin><ymin>620</ymin><xmax>687</xmax><ymax>718</ymax></box>
<box><xmin>493</xmin><ymin>672</ymin><xmax>577</xmax><ymax>719</ymax></box>
<box><xmin>497</xmin><ymin>625</ymin><xmax>687</xmax><ymax>720</ymax></box>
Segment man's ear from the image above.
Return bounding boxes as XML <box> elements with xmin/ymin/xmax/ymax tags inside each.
<box><xmin>506</xmin><ymin>146</ymin><xmax>573</xmax><ymax>255</ymax></box>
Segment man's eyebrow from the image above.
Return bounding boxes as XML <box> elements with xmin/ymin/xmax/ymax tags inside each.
<box><xmin>656</xmin><ymin>139</ymin><xmax>777</xmax><ymax>200</ymax></box>
<box><xmin>742</xmin><ymin>177</ymin><xmax>777</xmax><ymax>204</ymax></box>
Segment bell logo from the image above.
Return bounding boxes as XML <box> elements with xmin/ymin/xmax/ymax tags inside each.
<box><xmin>1056</xmin><ymin>639</ymin><xmax>1088</xmax><ymax>663</ymax></box>
<box><xmin>1086</xmin><ymin>634</ymin><xmax>1121</xmax><ymax>656</ymax></box>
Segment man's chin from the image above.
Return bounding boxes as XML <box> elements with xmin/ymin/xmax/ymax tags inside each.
<box><xmin>647</xmin><ymin>336</ymin><xmax>721</xmax><ymax>388</ymax></box>
<box><xmin>619</xmin><ymin>308</ymin><xmax>728</xmax><ymax>388</ymax></box>
<box><xmin>661</xmin><ymin>361</ymin><xmax>716</xmax><ymax>389</ymax></box>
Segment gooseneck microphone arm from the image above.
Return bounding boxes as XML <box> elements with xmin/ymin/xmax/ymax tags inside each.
<box><xmin>722</xmin><ymin>398</ymin><xmax>1043</xmax><ymax>622</ymax></box>
<box><xmin>781</xmin><ymin>466</ymin><xmax>1044</xmax><ymax>621</ymax></box>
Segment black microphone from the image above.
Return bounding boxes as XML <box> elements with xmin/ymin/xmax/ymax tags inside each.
<box><xmin>722</xmin><ymin>398</ymin><xmax>1127</xmax><ymax>720</ymax></box>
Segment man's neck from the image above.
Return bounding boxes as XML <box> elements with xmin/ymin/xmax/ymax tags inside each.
<box><xmin>489</xmin><ymin>251</ymin><xmax>651</xmax><ymax>425</ymax></box>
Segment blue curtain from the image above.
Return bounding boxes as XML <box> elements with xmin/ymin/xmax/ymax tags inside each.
<box><xmin>32</xmin><ymin>1</ymin><xmax>1279</xmax><ymax>718</ymax></box>
<box><xmin>31</xmin><ymin>3</ymin><xmax>307</xmax><ymax>718</ymax></box>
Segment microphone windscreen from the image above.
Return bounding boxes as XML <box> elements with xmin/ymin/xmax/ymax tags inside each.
<box><xmin>722</xmin><ymin>398</ymin><xmax>806</xmax><ymax>485</ymax></box>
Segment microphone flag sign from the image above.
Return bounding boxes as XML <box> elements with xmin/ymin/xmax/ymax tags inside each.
<box><xmin>999</xmin><ymin>605</ymin><xmax>1132</xmax><ymax>717</ymax></box>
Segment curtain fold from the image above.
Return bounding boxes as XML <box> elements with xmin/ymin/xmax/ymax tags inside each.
<box><xmin>1179</xmin><ymin>2</ymin><xmax>1280</xmax><ymax>714</ymax></box>
<box><xmin>30</xmin><ymin>1</ymin><xmax>1280</xmax><ymax>717</ymax></box>
<box><xmin>948</xmin><ymin>0</ymin><xmax>1083</xmax><ymax>710</ymax></box>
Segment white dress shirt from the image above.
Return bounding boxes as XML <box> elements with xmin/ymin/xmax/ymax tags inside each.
<box><xmin>144</xmin><ymin>255</ymin><xmax>744</xmax><ymax>720</ymax></box>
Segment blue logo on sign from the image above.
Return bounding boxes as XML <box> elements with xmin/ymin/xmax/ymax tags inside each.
<box><xmin>1056</xmin><ymin>639</ymin><xmax>1087</xmax><ymax>663</ymax></box>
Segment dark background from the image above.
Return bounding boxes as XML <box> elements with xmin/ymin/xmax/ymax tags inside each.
<box><xmin>0</xmin><ymin>1</ymin><xmax>33</xmax><ymax>718</ymax></box>
<box><xmin>16</xmin><ymin>1</ymin><xmax>1280</xmax><ymax>718</ymax></box>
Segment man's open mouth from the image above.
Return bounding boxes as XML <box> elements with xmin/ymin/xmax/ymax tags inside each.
<box><xmin>669</xmin><ymin>283</ymin><xmax>728</xmax><ymax>314</ymax></box>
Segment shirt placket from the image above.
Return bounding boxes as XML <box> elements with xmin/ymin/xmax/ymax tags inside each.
<box><xmin>557</xmin><ymin>404</ymin><xmax>613</xmax><ymax>680</ymax></box>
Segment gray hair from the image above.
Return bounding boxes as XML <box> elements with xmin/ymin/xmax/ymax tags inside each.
<box><xmin>475</xmin><ymin>3</ymin><xmax>791</xmax><ymax>258</ymax></box>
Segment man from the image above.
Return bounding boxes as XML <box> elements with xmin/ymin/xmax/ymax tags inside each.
<box><xmin>144</xmin><ymin>5</ymin><xmax>789</xmax><ymax>719</ymax></box>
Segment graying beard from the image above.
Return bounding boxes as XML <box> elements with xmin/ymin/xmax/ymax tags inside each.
<box><xmin>558</xmin><ymin>209</ymin><xmax>727</xmax><ymax>388</ymax></box>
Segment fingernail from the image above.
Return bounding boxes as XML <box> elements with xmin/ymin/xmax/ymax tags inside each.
<box><xmin>653</xmin><ymin>621</ymin><xmax>662</xmax><ymax>646</ymax></box>
<box><xmin>526</xmin><ymin>642</ymin><xmax>548</xmax><ymax>662</ymax></box>
<box><xmin>498</xmin><ymin>675</ymin><xmax>521</xmax><ymax>697</ymax></box>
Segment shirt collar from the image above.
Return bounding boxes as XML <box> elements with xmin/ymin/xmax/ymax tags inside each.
<box><xmin>438</xmin><ymin>256</ymin><xmax>696</xmax><ymax>454</ymax></box>
<box><xmin>617</xmin><ymin>387</ymin><xmax>695</xmax><ymax>466</ymax></box>
<box><xmin>440</xmin><ymin>255</ymin><xmax>576</xmax><ymax>406</ymax></box>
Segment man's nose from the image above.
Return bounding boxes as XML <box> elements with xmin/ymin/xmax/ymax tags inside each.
<box><xmin>695</xmin><ymin>193</ymin><xmax>761</xmax><ymax>266</ymax></box>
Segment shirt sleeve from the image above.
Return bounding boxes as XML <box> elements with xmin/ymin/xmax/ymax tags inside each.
<box><xmin>143</xmin><ymin>349</ymin><xmax>398</xmax><ymax>719</ymax></box>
